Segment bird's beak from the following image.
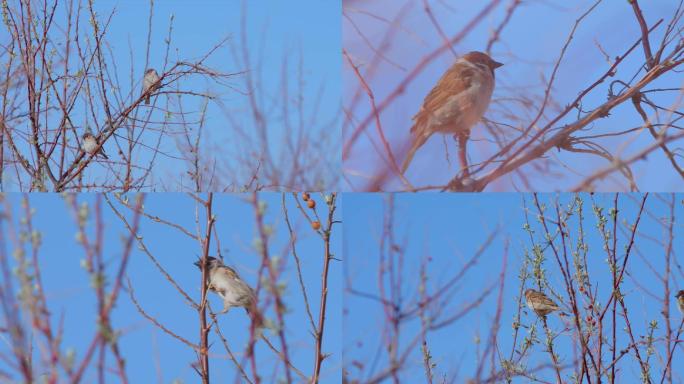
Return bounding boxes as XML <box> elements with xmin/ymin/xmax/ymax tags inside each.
<box><xmin>193</xmin><ymin>259</ymin><xmax>201</xmax><ymax>268</ymax></box>
<box><xmin>492</xmin><ymin>60</ymin><xmax>504</xmax><ymax>69</ymax></box>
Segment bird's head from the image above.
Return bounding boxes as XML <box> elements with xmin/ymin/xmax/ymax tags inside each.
<box><xmin>194</xmin><ymin>256</ymin><xmax>221</xmax><ymax>270</ymax></box>
<box><xmin>463</xmin><ymin>51</ymin><xmax>503</xmax><ymax>72</ymax></box>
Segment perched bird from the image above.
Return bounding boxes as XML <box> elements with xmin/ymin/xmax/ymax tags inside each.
<box><xmin>402</xmin><ymin>51</ymin><xmax>503</xmax><ymax>174</ymax></box>
<box><xmin>525</xmin><ymin>289</ymin><xmax>567</xmax><ymax>317</ymax></box>
<box><xmin>676</xmin><ymin>290</ymin><xmax>684</xmax><ymax>315</ymax></box>
<box><xmin>82</xmin><ymin>132</ymin><xmax>108</xmax><ymax>159</ymax></box>
<box><xmin>142</xmin><ymin>68</ymin><xmax>160</xmax><ymax>105</ymax></box>
<box><xmin>194</xmin><ymin>256</ymin><xmax>262</xmax><ymax>325</ymax></box>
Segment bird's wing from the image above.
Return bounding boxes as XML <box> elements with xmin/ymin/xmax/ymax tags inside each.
<box><xmin>411</xmin><ymin>62</ymin><xmax>475</xmax><ymax>133</ymax></box>
<box><xmin>223</xmin><ymin>266</ymin><xmax>239</xmax><ymax>279</ymax></box>
<box><xmin>540</xmin><ymin>295</ymin><xmax>560</xmax><ymax>309</ymax></box>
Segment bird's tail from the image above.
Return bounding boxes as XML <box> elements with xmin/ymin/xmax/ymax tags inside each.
<box><xmin>245</xmin><ymin>305</ymin><xmax>264</xmax><ymax>328</ymax></box>
<box><xmin>401</xmin><ymin>127</ymin><xmax>430</xmax><ymax>174</ymax></box>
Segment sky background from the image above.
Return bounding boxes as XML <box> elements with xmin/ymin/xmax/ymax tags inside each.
<box><xmin>342</xmin><ymin>0</ymin><xmax>683</xmax><ymax>191</ymax></box>
<box><xmin>1</xmin><ymin>0</ymin><xmax>341</xmax><ymax>191</ymax></box>
<box><xmin>343</xmin><ymin>193</ymin><xmax>684</xmax><ymax>382</ymax></box>
<box><xmin>0</xmin><ymin>193</ymin><xmax>342</xmax><ymax>383</ymax></box>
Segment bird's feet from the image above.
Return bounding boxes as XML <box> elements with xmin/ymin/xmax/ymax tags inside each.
<box><xmin>445</xmin><ymin>174</ymin><xmax>479</xmax><ymax>192</ymax></box>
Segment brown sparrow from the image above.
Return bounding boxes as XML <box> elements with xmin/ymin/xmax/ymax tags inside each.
<box><xmin>194</xmin><ymin>256</ymin><xmax>262</xmax><ymax>326</ymax></box>
<box><xmin>402</xmin><ymin>51</ymin><xmax>502</xmax><ymax>174</ymax></box>
<box><xmin>525</xmin><ymin>289</ymin><xmax>567</xmax><ymax>317</ymax></box>
<box><xmin>676</xmin><ymin>290</ymin><xmax>684</xmax><ymax>315</ymax></box>
<box><xmin>82</xmin><ymin>132</ymin><xmax>108</xmax><ymax>159</ymax></box>
<box><xmin>142</xmin><ymin>68</ymin><xmax>160</xmax><ymax>105</ymax></box>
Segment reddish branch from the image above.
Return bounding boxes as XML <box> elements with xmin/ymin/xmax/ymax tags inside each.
<box><xmin>312</xmin><ymin>193</ymin><xmax>338</xmax><ymax>383</ymax></box>
<box><xmin>196</xmin><ymin>193</ymin><xmax>215</xmax><ymax>384</ymax></box>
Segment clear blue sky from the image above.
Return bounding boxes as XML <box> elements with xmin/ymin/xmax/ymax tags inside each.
<box><xmin>343</xmin><ymin>193</ymin><xmax>683</xmax><ymax>382</ymax></box>
<box><xmin>1</xmin><ymin>0</ymin><xmax>341</xmax><ymax>190</ymax></box>
<box><xmin>0</xmin><ymin>193</ymin><xmax>341</xmax><ymax>382</ymax></box>
<box><xmin>343</xmin><ymin>0</ymin><xmax>683</xmax><ymax>191</ymax></box>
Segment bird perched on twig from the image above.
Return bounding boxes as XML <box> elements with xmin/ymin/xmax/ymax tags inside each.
<box><xmin>676</xmin><ymin>290</ymin><xmax>684</xmax><ymax>315</ymax></box>
<box><xmin>194</xmin><ymin>256</ymin><xmax>262</xmax><ymax>326</ymax></box>
<box><xmin>525</xmin><ymin>289</ymin><xmax>567</xmax><ymax>317</ymax></box>
<box><xmin>82</xmin><ymin>132</ymin><xmax>108</xmax><ymax>159</ymax></box>
<box><xmin>402</xmin><ymin>51</ymin><xmax>503</xmax><ymax>175</ymax></box>
<box><xmin>142</xmin><ymin>68</ymin><xmax>160</xmax><ymax>105</ymax></box>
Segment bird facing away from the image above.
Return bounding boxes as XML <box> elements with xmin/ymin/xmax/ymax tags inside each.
<box><xmin>142</xmin><ymin>68</ymin><xmax>160</xmax><ymax>105</ymax></box>
<box><xmin>194</xmin><ymin>256</ymin><xmax>262</xmax><ymax>325</ymax></box>
<box><xmin>525</xmin><ymin>289</ymin><xmax>566</xmax><ymax>317</ymax></box>
<box><xmin>677</xmin><ymin>290</ymin><xmax>684</xmax><ymax>315</ymax></box>
<box><xmin>402</xmin><ymin>51</ymin><xmax>503</xmax><ymax>174</ymax></box>
<box><xmin>82</xmin><ymin>132</ymin><xmax>108</xmax><ymax>159</ymax></box>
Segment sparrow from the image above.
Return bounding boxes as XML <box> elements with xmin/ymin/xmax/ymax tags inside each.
<box><xmin>142</xmin><ymin>68</ymin><xmax>160</xmax><ymax>105</ymax></box>
<box><xmin>525</xmin><ymin>289</ymin><xmax>567</xmax><ymax>317</ymax></box>
<box><xmin>401</xmin><ymin>51</ymin><xmax>503</xmax><ymax>174</ymax></box>
<box><xmin>676</xmin><ymin>290</ymin><xmax>684</xmax><ymax>315</ymax></box>
<box><xmin>82</xmin><ymin>132</ymin><xmax>108</xmax><ymax>159</ymax></box>
<box><xmin>194</xmin><ymin>256</ymin><xmax>262</xmax><ymax>325</ymax></box>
